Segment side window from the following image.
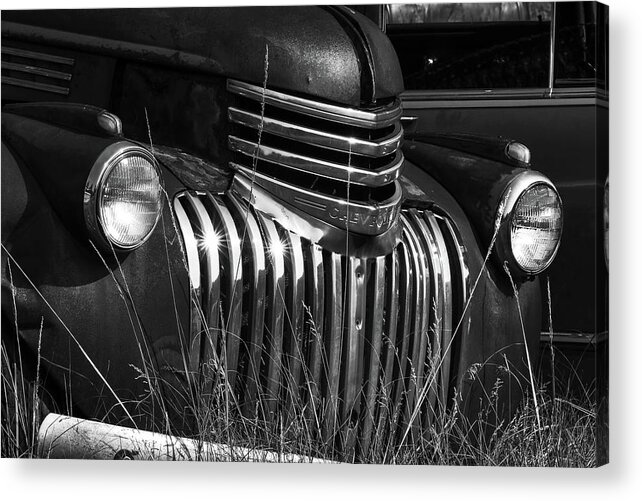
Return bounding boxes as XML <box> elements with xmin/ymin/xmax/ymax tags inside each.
<box><xmin>554</xmin><ymin>2</ymin><xmax>608</xmax><ymax>91</ymax></box>
<box><xmin>386</xmin><ymin>2</ymin><xmax>553</xmax><ymax>91</ymax></box>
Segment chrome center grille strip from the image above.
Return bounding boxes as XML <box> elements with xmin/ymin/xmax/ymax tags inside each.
<box><xmin>232</xmin><ymin>166</ymin><xmax>402</xmax><ymax>236</ymax></box>
<box><xmin>227</xmin><ymin>79</ymin><xmax>405</xmax><ymax>236</ymax></box>
<box><xmin>174</xmin><ymin>191</ymin><xmax>465</xmax><ymax>458</ymax></box>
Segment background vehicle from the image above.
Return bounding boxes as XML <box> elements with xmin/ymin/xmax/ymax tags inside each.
<box><xmin>1</xmin><ymin>6</ymin><xmax>563</xmax><ymax>460</ymax></box>
<box><xmin>383</xmin><ymin>1</ymin><xmax>608</xmax><ymax>386</ymax></box>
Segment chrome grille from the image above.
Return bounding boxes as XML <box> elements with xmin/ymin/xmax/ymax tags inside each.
<box><xmin>1</xmin><ymin>46</ymin><xmax>74</xmax><ymax>95</ymax></box>
<box><xmin>174</xmin><ymin>191</ymin><xmax>467</xmax><ymax>457</ymax></box>
<box><xmin>226</xmin><ymin>80</ymin><xmax>405</xmax><ymax>236</ymax></box>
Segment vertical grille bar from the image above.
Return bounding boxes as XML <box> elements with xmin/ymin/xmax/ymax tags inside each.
<box><xmin>376</xmin><ymin>248</ymin><xmax>399</xmax><ymax>443</ymax></box>
<box><xmin>281</xmin><ymin>229</ymin><xmax>306</xmax><ymax>413</ymax></box>
<box><xmin>206</xmin><ymin>194</ymin><xmax>243</xmax><ymax>390</ymax></box>
<box><xmin>391</xmin><ymin>238</ymin><xmax>413</xmax><ymax>437</ymax></box>
<box><xmin>304</xmin><ymin>243</ymin><xmax>325</xmax><ymax>419</ymax></box>
<box><xmin>408</xmin><ymin>212</ymin><xmax>440</xmax><ymax>427</ymax></box>
<box><xmin>342</xmin><ymin>257</ymin><xmax>367</xmax><ymax>451</ymax></box>
<box><xmin>360</xmin><ymin>255</ymin><xmax>386</xmax><ymax>456</ymax></box>
<box><xmin>255</xmin><ymin>213</ymin><xmax>286</xmax><ymax>415</ymax></box>
<box><xmin>425</xmin><ymin>213</ymin><xmax>453</xmax><ymax>409</ymax></box>
<box><xmin>227</xmin><ymin>196</ymin><xmax>267</xmax><ymax>412</ymax></box>
<box><xmin>182</xmin><ymin>194</ymin><xmax>222</xmax><ymax>382</ymax></box>
<box><xmin>172</xmin><ymin>199</ymin><xmax>202</xmax><ymax>377</ymax></box>
<box><xmin>400</xmin><ymin>216</ymin><xmax>429</xmax><ymax>439</ymax></box>
<box><xmin>323</xmin><ymin>252</ymin><xmax>343</xmax><ymax>443</ymax></box>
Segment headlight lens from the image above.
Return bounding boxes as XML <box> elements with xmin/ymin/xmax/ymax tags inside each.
<box><xmin>510</xmin><ymin>183</ymin><xmax>562</xmax><ymax>273</ymax></box>
<box><xmin>99</xmin><ymin>155</ymin><xmax>162</xmax><ymax>248</ymax></box>
<box><xmin>85</xmin><ymin>143</ymin><xmax>162</xmax><ymax>250</ymax></box>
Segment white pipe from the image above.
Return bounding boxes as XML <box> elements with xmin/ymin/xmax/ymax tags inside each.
<box><xmin>37</xmin><ymin>413</ymin><xmax>332</xmax><ymax>462</ymax></box>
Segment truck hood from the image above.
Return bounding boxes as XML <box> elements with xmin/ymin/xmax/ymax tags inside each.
<box><xmin>2</xmin><ymin>6</ymin><xmax>404</xmax><ymax>107</ymax></box>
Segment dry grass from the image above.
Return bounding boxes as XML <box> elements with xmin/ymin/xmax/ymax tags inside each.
<box><xmin>1</xmin><ymin>320</ymin><xmax>599</xmax><ymax>465</ymax></box>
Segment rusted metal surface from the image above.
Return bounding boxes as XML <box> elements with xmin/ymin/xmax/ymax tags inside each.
<box><xmin>154</xmin><ymin>146</ymin><xmax>232</xmax><ymax>194</ymax></box>
<box><xmin>2</xmin><ymin>6</ymin><xmax>403</xmax><ymax>106</ymax></box>
<box><xmin>37</xmin><ymin>413</ymin><xmax>330</xmax><ymax>462</ymax></box>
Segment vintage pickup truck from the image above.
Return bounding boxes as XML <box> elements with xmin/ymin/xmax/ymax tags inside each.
<box><xmin>1</xmin><ymin>6</ymin><xmax>562</xmax><ymax>459</ymax></box>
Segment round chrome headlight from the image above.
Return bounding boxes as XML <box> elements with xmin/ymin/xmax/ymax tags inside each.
<box><xmin>85</xmin><ymin>143</ymin><xmax>162</xmax><ymax>250</ymax></box>
<box><xmin>496</xmin><ymin>172</ymin><xmax>563</xmax><ymax>276</ymax></box>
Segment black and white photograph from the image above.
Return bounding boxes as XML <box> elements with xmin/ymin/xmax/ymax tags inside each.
<box><xmin>0</xmin><ymin>0</ymin><xmax>614</xmax><ymax>481</ymax></box>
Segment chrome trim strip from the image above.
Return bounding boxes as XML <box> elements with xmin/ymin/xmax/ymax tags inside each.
<box><xmin>172</xmin><ymin>197</ymin><xmax>203</xmax><ymax>374</ymax></box>
<box><xmin>1</xmin><ymin>76</ymin><xmax>69</xmax><ymax>95</ymax></box>
<box><xmin>282</xmin><ymin>228</ymin><xmax>306</xmax><ymax>405</ymax></box>
<box><xmin>409</xmin><ymin>212</ymin><xmax>440</xmax><ymax>427</ymax></box>
<box><xmin>391</xmin><ymin>236</ymin><xmax>413</xmax><ymax>433</ymax></box>
<box><xmin>228</xmin><ymin>195</ymin><xmax>267</xmax><ymax>410</ymax></box>
<box><xmin>416</xmin><ymin>212</ymin><xmax>443</xmax><ymax>419</ymax></box>
<box><xmin>206</xmin><ymin>194</ymin><xmax>243</xmax><ymax>389</ymax></box>
<box><xmin>228</xmin><ymin>106</ymin><xmax>403</xmax><ymax>158</ymax></box>
<box><xmin>323</xmin><ymin>252</ymin><xmax>343</xmax><ymax>442</ymax></box>
<box><xmin>540</xmin><ymin>331</ymin><xmax>608</xmax><ymax>345</ymax></box>
<box><xmin>231</xmin><ymin>172</ymin><xmax>325</xmax><ymax>244</ymax></box>
<box><xmin>2</xmin><ymin>61</ymin><xmax>72</xmax><ymax>81</ymax></box>
<box><xmin>547</xmin><ymin>3</ymin><xmax>557</xmax><ymax>97</ymax></box>
<box><xmin>402</xmin><ymin>96</ymin><xmax>604</xmax><ymax>109</ymax></box>
<box><xmin>183</xmin><ymin>193</ymin><xmax>221</xmax><ymax>376</ymax></box>
<box><xmin>404</xmin><ymin>214</ymin><xmax>431</xmax><ymax>433</ymax></box>
<box><xmin>343</xmin><ymin>257</ymin><xmax>366</xmax><ymax>425</ymax></box>
<box><xmin>378</xmin><ymin>247</ymin><xmax>399</xmax><ymax>437</ymax></box>
<box><xmin>229</xmin><ymin>135</ymin><xmax>403</xmax><ymax>187</ymax></box>
<box><xmin>227</xmin><ymin>79</ymin><xmax>402</xmax><ymax>129</ymax></box>
<box><xmin>255</xmin><ymin>212</ymin><xmax>286</xmax><ymax>415</ymax></box>
<box><xmin>399</xmin><ymin>218</ymin><xmax>424</xmax><ymax>436</ymax></box>
<box><xmin>304</xmin><ymin>243</ymin><xmax>325</xmax><ymax>418</ymax></box>
<box><xmin>1</xmin><ymin>46</ymin><xmax>75</xmax><ymax>65</ymax></box>
<box><xmin>401</xmin><ymin>86</ymin><xmax>608</xmax><ymax>102</ymax></box>
<box><xmin>439</xmin><ymin>215</ymin><xmax>471</xmax><ymax>318</ymax></box>
<box><xmin>424</xmin><ymin>212</ymin><xmax>453</xmax><ymax>409</ymax></box>
<box><xmin>360</xmin><ymin>256</ymin><xmax>386</xmax><ymax>454</ymax></box>
<box><xmin>233</xmin><ymin>165</ymin><xmax>403</xmax><ymax>236</ymax></box>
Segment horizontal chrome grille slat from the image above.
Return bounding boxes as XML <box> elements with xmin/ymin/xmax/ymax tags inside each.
<box><xmin>174</xmin><ymin>192</ymin><xmax>463</xmax><ymax>458</ymax></box>
<box><xmin>229</xmin><ymin>136</ymin><xmax>402</xmax><ymax>187</ymax></box>
<box><xmin>1</xmin><ymin>46</ymin><xmax>75</xmax><ymax>65</ymax></box>
<box><xmin>1</xmin><ymin>76</ymin><xmax>70</xmax><ymax>95</ymax></box>
<box><xmin>227</xmin><ymin>79</ymin><xmax>402</xmax><ymax>129</ymax></box>
<box><xmin>1</xmin><ymin>61</ymin><xmax>72</xmax><ymax>81</ymax></box>
<box><xmin>2</xmin><ymin>46</ymin><xmax>74</xmax><ymax>96</ymax></box>
<box><xmin>228</xmin><ymin>106</ymin><xmax>403</xmax><ymax>157</ymax></box>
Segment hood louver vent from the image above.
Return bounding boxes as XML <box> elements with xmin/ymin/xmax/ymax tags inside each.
<box><xmin>1</xmin><ymin>46</ymin><xmax>74</xmax><ymax>96</ymax></box>
<box><xmin>227</xmin><ymin>79</ymin><xmax>405</xmax><ymax>236</ymax></box>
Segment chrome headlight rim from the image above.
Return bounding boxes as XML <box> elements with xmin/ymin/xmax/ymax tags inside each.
<box><xmin>496</xmin><ymin>171</ymin><xmax>563</xmax><ymax>277</ymax></box>
<box><xmin>84</xmin><ymin>141</ymin><xmax>162</xmax><ymax>251</ymax></box>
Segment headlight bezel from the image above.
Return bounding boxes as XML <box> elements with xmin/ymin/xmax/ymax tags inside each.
<box><xmin>84</xmin><ymin>142</ymin><xmax>163</xmax><ymax>252</ymax></box>
<box><xmin>495</xmin><ymin>171</ymin><xmax>563</xmax><ymax>278</ymax></box>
